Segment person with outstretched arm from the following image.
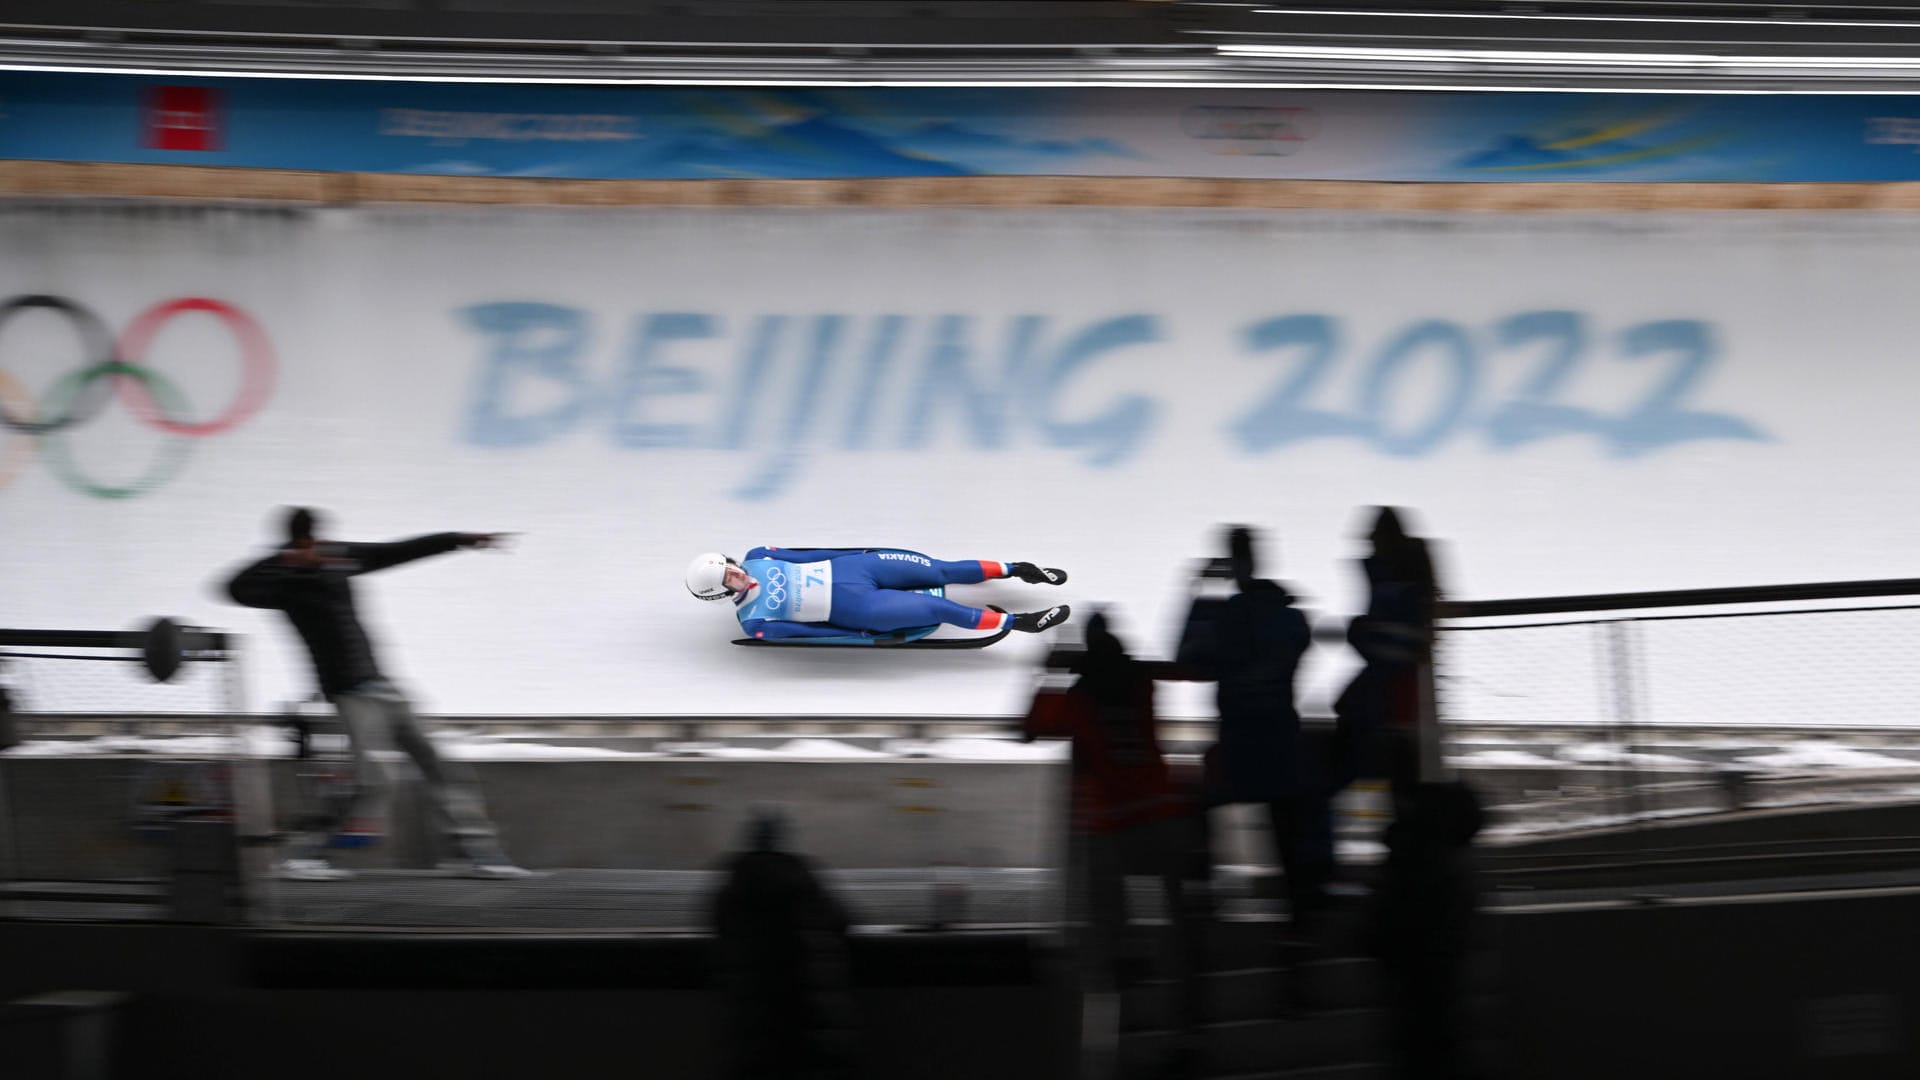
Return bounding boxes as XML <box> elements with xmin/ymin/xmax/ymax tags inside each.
<box><xmin>224</xmin><ymin>506</ymin><xmax>529</xmax><ymax>881</ymax></box>
<box><xmin>686</xmin><ymin>546</ymin><xmax>1071</xmax><ymax>641</ymax></box>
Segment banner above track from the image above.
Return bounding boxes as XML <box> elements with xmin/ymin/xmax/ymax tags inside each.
<box><xmin>12</xmin><ymin>72</ymin><xmax>1920</xmax><ymax>182</ymax></box>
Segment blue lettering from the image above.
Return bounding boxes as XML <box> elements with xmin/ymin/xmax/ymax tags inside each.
<box><xmin>455</xmin><ymin>305</ymin><xmax>1771</xmax><ymax>501</ymax></box>
<box><xmin>1484</xmin><ymin>310</ymin><xmax>1608</xmax><ymax>450</ymax></box>
<box><xmin>1360</xmin><ymin>320</ymin><xmax>1478</xmax><ymax>457</ymax></box>
<box><xmin>609</xmin><ymin>312</ymin><xmax>717</xmax><ymax>450</ymax></box>
<box><xmin>901</xmin><ymin>315</ymin><xmax>1025</xmax><ymax>450</ymax></box>
<box><xmin>840</xmin><ymin>315</ymin><xmax>904</xmax><ymax>451</ymax></box>
<box><xmin>459</xmin><ymin>302</ymin><xmax>593</xmax><ymax>448</ymax></box>
<box><xmin>1229</xmin><ymin>314</ymin><xmax>1368</xmax><ymax>453</ymax></box>
<box><xmin>715</xmin><ymin>316</ymin><xmax>788</xmax><ymax>451</ymax></box>
<box><xmin>1609</xmin><ymin>319</ymin><xmax>1769</xmax><ymax>457</ymax></box>
<box><xmin>1034</xmin><ymin>314</ymin><xmax>1160</xmax><ymax>467</ymax></box>
<box><xmin>1227</xmin><ymin>311</ymin><xmax>1764</xmax><ymax>461</ymax></box>
<box><xmin>734</xmin><ymin>315</ymin><xmax>840</xmax><ymax>500</ymax></box>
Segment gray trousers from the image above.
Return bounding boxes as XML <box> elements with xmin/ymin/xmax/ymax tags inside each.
<box><xmin>293</xmin><ymin>680</ymin><xmax>498</xmax><ymax>862</ymax></box>
<box><xmin>1072</xmin><ymin>817</ymin><xmax>1206</xmax><ymax>1045</ymax></box>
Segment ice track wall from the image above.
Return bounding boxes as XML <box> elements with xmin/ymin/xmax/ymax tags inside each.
<box><xmin>1</xmin><ymin>204</ymin><xmax>1912</xmax><ymax>716</ymax></box>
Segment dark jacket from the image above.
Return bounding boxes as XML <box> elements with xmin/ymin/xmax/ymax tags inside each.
<box><xmin>224</xmin><ymin>534</ymin><xmax>466</xmax><ymax>696</ymax></box>
<box><xmin>711</xmin><ymin>848</ymin><xmax>857</xmax><ymax>1080</ymax></box>
<box><xmin>1024</xmin><ymin>657</ymin><xmax>1182</xmax><ymax>833</ymax></box>
<box><xmin>1210</xmin><ymin>579</ymin><xmax>1311</xmax><ymax>802</ymax></box>
<box><xmin>1336</xmin><ymin>545</ymin><xmax>1438</xmax><ymax>741</ymax></box>
<box><xmin>1370</xmin><ymin>780</ymin><xmax>1484</xmax><ymax>970</ymax></box>
<box><xmin>0</xmin><ymin>683</ymin><xmax>16</xmax><ymax>752</ymax></box>
<box><xmin>1351</xmin><ymin>550</ymin><xmax>1434</xmax><ymax>663</ymax></box>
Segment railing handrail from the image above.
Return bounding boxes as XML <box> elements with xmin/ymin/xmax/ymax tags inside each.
<box><xmin>0</xmin><ymin>627</ymin><xmax>234</xmax><ymax>652</ymax></box>
<box><xmin>1439</xmin><ymin>577</ymin><xmax>1920</xmax><ymax>620</ymax></box>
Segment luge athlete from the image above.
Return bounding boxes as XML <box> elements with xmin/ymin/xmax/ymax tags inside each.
<box><xmin>686</xmin><ymin>547</ymin><xmax>1071</xmax><ymax>641</ymax></box>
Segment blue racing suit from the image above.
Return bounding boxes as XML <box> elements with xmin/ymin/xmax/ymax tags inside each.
<box><xmin>734</xmin><ymin>547</ymin><xmax>1012</xmax><ymax>641</ymax></box>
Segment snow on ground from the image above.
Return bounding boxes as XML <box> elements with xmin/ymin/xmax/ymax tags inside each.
<box><xmin>8</xmin><ymin>729</ymin><xmax>1919</xmax><ymax>772</ymax></box>
<box><xmin>1449</xmin><ymin>749</ymin><xmax>1564</xmax><ymax>769</ymax></box>
<box><xmin>3</xmin><ymin>734</ymin><xmax>254</xmax><ymax>758</ymax></box>
<box><xmin>689</xmin><ymin>738</ymin><xmax>893</xmax><ymax>760</ymax></box>
<box><xmin>894</xmin><ymin>737</ymin><xmax>1069</xmax><ymax>762</ymax></box>
<box><xmin>1484</xmin><ymin>805</ymin><xmax>1727</xmax><ymax>839</ymax></box>
<box><xmin>1557</xmin><ymin>743</ymin><xmax>1709</xmax><ymax>769</ymax></box>
<box><xmin>1736</xmin><ymin>744</ymin><xmax>1920</xmax><ymax>770</ymax></box>
<box><xmin>2</xmin><ymin>730</ymin><xmax>1074</xmax><ymax>762</ymax></box>
<box><xmin>444</xmin><ymin>742</ymin><xmax>660</xmax><ymax>760</ymax></box>
<box><xmin>1752</xmin><ymin>784</ymin><xmax>1920</xmax><ymax>810</ymax></box>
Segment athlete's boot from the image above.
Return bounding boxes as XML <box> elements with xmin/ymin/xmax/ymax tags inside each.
<box><xmin>1011</xmin><ymin>605</ymin><xmax>1072</xmax><ymax>634</ymax></box>
<box><xmin>446</xmin><ymin>839</ymin><xmax>536</xmax><ymax>880</ymax></box>
<box><xmin>277</xmin><ymin>857</ymin><xmax>353</xmax><ymax>881</ymax></box>
<box><xmin>1007</xmin><ymin>562</ymin><xmax>1069</xmax><ymax>586</ymax></box>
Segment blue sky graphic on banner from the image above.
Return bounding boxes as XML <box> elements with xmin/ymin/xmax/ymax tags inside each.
<box><xmin>7</xmin><ymin>72</ymin><xmax>1920</xmax><ymax>181</ymax></box>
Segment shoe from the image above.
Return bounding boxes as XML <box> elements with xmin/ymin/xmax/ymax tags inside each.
<box><xmin>1011</xmin><ymin>605</ymin><xmax>1071</xmax><ymax>634</ymax></box>
<box><xmin>456</xmin><ymin>860</ymin><xmax>535</xmax><ymax>880</ymax></box>
<box><xmin>277</xmin><ymin>857</ymin><xmax>353</xmax><ymax>881</ymax></box>
<box><xmin>448</xmin><ymin>844</ymin><xmax>536</xmax><ymax>879</ymax></box>
<box><xmin>1008</xmin><ymin>562</ymin><xmax>1068</xmax><ymax>586</ymax></box>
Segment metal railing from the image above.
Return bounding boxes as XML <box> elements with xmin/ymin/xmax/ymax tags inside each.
<box><xmin>12</xmin><ymin>574</ymin><xmax>1920</xmax><ymax>924</ymax></box>
<box><xmin>1436</xmin><ymin>579</ymin><xmax>1920</xmax><ymax>887</ymax></box>
<box><xmin>13</xmin><ymin>0</ymin><xmax>1920</xmax><ymax>90</ymax></box>
<box><xmin>0</xmin><ymin>627</ymin><xmax>245</xmax><ymax>717</ymax></box>
<box><xmin>0</xmin><ymin>626</ymin><xmax>259</xmax><ymax>921</ymax></box>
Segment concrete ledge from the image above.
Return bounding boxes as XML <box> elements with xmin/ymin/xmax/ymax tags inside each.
<box><xmin>0</xmin><ymin>756</ymin><xmax>1066</xmax><ymax>877</ymax></box>
<box><xmin>1</xmin><ymin>989</ymin><xmax>130</xmax><ymax>1080</ymax></box>
<box><xmin>14</xmin><ymin>161</ymin><xmax>1920</xmax><ymax>211</ymax></box>
<box><xmin>245</xmin><ymin>927</ymin><xmax>1051</xmax><ymax>989</ymax></box>
<box><xmin>0</xmin><ymin>922</ymin><xmax>1072</xmax><ymax>1080</ymax></box>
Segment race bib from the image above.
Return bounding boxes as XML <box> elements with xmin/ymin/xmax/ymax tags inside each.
<box><xmin>741</xmin><ymin>557</ymin><xmax>834</xmax><ymax>623</ymax></box>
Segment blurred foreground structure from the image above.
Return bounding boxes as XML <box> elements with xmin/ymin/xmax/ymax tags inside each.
<box><xmin>10</xmin><ymin>5</ymin><xmax>1920</xmax><ymax>1075</ymax></box>
<box><xmin>14</xmin><ymin>0</ymin><xmax>1920</xmax><ymax>92</ymax></box>
<box><xmin>8</xmin><ymin>572</ymin><xmax>1920</xmax><ymax>1078</ymax></box>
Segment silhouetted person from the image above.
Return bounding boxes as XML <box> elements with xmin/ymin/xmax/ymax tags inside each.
<box><xmin>1368</xmin><ymin>780</ymin><xmax>1485</xmax><ymax>1080</ymax></box>
<box><xmin>1181</xmin><ymin>528</ymin><xmax>1323</xmax><ymax>947</ymax></box>
<box><xmin>1025</xmin><ymin>611</ymin><xmax>1203</xmax><ymax>1079</ymax></box>
<box><xmin>1335</xmin><ymin>507</ymin><xmax>1442</xmax><ymax>815</ymax></box>
<box><xmin>711</xmin><ymin>808</ymin><xmax>858</xmax><ymax>1080</ymax></box>
<box><xmin>0</xmin><ymin>678</ymin><xmax>16</xmax><ymax>753</ymax></box>
<box><xmin>223</xmin><ymin>506</ymin><xmax>527</xmax><ymax>880</ymax></box>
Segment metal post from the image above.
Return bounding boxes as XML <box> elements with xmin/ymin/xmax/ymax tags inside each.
<box><xmin>1418</xmin><ymin>640</ymin><xmax>1449</xmax><ymax>785</ymax></box>
<box><xmin>0</xmin><ymin>677</ymin><xmax>17</xmax><ymax>911</ymax></box>
<box><xmin>228</xmin><ymin>737</ymin><xmax>280</xmax><ymax>925</ymax></box>
<box><xmin>1606</xmin><ymin>620</ymin><xmax>1645</xmax><ymax>856</ymax></box>
<box><xmin>0</xmin><ymin>759</ymin><xmax>15</xmax><ymax>918</ymax></box>
<box><xmin>219</xmin><ymin>634</ymin><xmax>279</xmax><ymax>924</ymax></box>
<box><xmin>222</xmin><ymin>632</ymin><xmax>248</xmax><ymax>718</ymax></box>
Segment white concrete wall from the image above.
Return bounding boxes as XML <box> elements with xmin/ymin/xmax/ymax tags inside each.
<box><xmin>1</xmin><ymin>755</ymin><xmax>1067</xmax><ymax>876</ymax></box>
<box><xmin>2</xmin><ymin>205</ymin><xmax>1914</xmax><ymax>717</ymax></box>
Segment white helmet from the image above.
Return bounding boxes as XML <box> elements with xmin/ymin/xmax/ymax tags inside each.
<box><xmin>685</xmin><ymin>552</ymin><xmax>736</xmax><ymax>601</ymax></box>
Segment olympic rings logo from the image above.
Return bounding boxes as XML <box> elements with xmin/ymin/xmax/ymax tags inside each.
<box><xmin>0</xmin><ymin>294</ymin><xmax>276</xmax><ymax>499</ymax></box>
<box><xmin>763</xmin><ymin>565</ymin><xmax>787</xmax><ymax>605</ymax></box>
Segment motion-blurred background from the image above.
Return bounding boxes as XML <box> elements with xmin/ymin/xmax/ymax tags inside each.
<box><xmin>4</xmin><ymin>4</ymin><xmax>1920</xmax><ymax>1079</ymax></box>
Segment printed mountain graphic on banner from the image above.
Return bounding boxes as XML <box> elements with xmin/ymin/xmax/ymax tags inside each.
<box><xmin>411</xmin><ymin>160</ymin><xmax>497</xmax><ymax>175</ymax></box>
<box><xmin>1456</xmin><ymin>134</ymin><xmax>1629</xmax><ymax>170</ymax></box>
<box><xmin>1456</xmin><ymin>112</ymin><xmax>1724</xmax><ymax>176</ymax></box>
<box><xmin>634</xmin><ymin>114</ymin><xmax>974</xmax><ymax>178</ymax></box>
<box><xmin>891</xmin><ymin>121</ymin><xmax>1141</xmax><ymax>169</ymax></box>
